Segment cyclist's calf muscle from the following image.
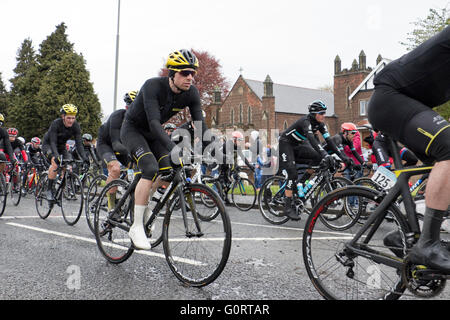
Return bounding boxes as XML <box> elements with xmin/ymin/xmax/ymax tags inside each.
<box><xmin>426</xmin><ymin>160</ymin><xmax>450</xmax><ymax>211</ymax></box>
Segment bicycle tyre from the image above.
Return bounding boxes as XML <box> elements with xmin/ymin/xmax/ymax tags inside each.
<box><xmin>61</xmin><ymin>172</ymin><xmax>84</xmax><ymax>226</ymax></box>
<box><xmin>163</xmin><ymin>183</ymin><xmax>232</xmax><ymax>287</ymax></box>
<box><xmin>85</xmin><ymin>174</ymin><xmax>107</xmax><ymax>234</ymax></box>
<box><xmin>94</xmin><ymin>179</ymin><xmax>134</xmax><ymax>264</ymax></box>
<box><xmin>303</xmin><ymin>185</ymin><xmax>408</xmax><ymax>300</ymax></box>
<box><xmin>231</xmin><ymin>177</ymin><xmax>256</xmax><ymax>211</ymax></box>
<box><xmin>9</xmin><ymin>169</ymin><xmax>22</xmax><ymax>206</ymax></box>
<box><xmin>0</xmin><ymin>174</ymin><xmax>7</xmax><ymax>217</ymax></box>
<box><xmin>35</xmin><ymin>173</ymin><xmax>53</xmax><ymax>219</ymax></box>
<box><xmin>258</xmin><ymin>175</ymin><xmax>290</xmax><ymax>225</ymax></box>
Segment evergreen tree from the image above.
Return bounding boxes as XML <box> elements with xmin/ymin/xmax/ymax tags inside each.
<box><xmin>8</xmin><ymin>38</ymin><xmax>40</xmax><ymax>136</ymax></box>
<box><xmin>36</xmin><ymin>52</ymin><xmax>102</xmax><ymax>138</ymax></box>
<box><xmin>0</xmin><ymin>73</ymin><xmax>8</xmax><ymax>116</ymax></box>
<box><xmin>8</xmin><ymin>23</ymin><xmax>102</xmax><ymax>140</ymax></box>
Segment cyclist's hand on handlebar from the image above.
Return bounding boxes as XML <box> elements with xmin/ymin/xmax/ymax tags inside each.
<box><xmin>320</xmin><ymin>155</ymin><xmax>335</xmax><ymax>170</ymax></box>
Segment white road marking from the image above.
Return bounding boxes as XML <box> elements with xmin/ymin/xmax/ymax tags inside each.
<box><xmin>5</xmin><ymin>222</ymin><xmax>203</xmax><ymax>265</ymax></box>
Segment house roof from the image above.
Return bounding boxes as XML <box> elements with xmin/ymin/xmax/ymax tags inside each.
<box><xmin>244</xmin><ymin>78</ymin><xmax>335</xmax><ymax>116</ymax></box>
<box><xmin>348</xmin><ymin>58</ymin><xmax>392</xmax><ymax>100</ymax></box>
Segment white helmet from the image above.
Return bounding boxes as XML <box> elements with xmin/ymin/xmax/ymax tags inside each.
<box><xmin>250</xmin><ymin>130</ymin><xmax>259</xmax><ymax>141</ymax></box>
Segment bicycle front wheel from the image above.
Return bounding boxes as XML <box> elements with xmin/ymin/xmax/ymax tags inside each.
<box><xmin>258</xmin><ymin>175</ymin><xmax>289</xmax><ymax>225</ymax></box>
<box><xmin>94</xmin><ymin>179</ymin><xmax>134</xmax><ymax>264</ymax></box>
<box><xmin>0</xmin><ymin>174</ymin><xmax>7</xmax><ymax>216</ymax></box>
<box><xmin>163</xmin><ymin>183</ymin><xmax>232</xmax><ymax>287</ymax></box>
<box><xmin>35</xmin><ymin>173</ymin><xmax>52</xmax><ymax>219</ymax></box>
<box><xmin>303</xmin><ymin>186</ymin><xmax>408</xmax><ymax>300</ymax></box>
<box><xmin>61</xmin><ymin>172</ymin><xmax>84</xmax><ymax>226</ymax></box>
<box><xmin>85</xmin><ymin>174</ymin><xmax>107</xmax><ymax>233</ymax></box>
<box><xmin>9</xmin><ymin>169</ymin><xmax>22</xmax><ymax>206</ymax></box>
<box><xmin>231</xmin><ymin>177</ymin><xmax>256</xmax><ymax>211</ymax></box>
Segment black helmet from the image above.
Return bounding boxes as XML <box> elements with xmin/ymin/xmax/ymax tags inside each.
<box><xmin>308</xmin><ymin>100</ymin><xmax>327</xmax><ymax>114</ymax></box>
<box><xmin>82</xmin><ymin>133</ymin><xmax>93</xmax><ymax>141</ymax></box>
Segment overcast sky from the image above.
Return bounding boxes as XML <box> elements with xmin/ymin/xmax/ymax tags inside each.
<box><xmin>1</xmin><ymin>0</ymin><xmax>449</xmax><ymax>119</ymax></box>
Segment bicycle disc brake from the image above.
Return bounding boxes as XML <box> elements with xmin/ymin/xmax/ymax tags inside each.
<box><xmin>402</xmin><ymin>258</ymin><xmax>447</xmax><ymax>298</ymax></box>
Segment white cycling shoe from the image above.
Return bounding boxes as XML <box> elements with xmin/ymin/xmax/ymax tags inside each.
<box><xmin>128</xmin><ymin>205</ymin><xmax>151</xmax><ymax>250</ymax></box>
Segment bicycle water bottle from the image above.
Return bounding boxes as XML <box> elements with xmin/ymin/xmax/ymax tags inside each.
<box><xmin>305</xmin><ymin>179</ymin><xmax>314</xmax><ymax>191</ymax></box>
<box><xmin>151</xmin><ymin>186</ymin><xmax>166</xmax><ymax>203</ymax></box>
<box><xmin>297</xmin><ymin>183</ymin><xmax>305</xmax><ymax>198</ymax></box>
<box><xmin>127</xmin><ymin>169</ymin><xmax>134</xmax><ymax>182</ymax></box>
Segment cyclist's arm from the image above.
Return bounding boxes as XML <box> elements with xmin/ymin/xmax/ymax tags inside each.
<box><xmin>302</xmin><ymin>122</ymin><xmax>328</xmax><ymax>158</ymax></box>
<box><xmin>47</xmin><ymin>120</ymin><xmax>61</xmax><ymax>159</ymax></box>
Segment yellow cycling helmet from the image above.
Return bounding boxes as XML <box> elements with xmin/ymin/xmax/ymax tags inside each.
<box><xmin>0</xmin><ymin>113</ymin><xmax>4</xmax><ymax>123</ymax></box>
<box><xmin>166</xmin><ymin>49</ymin><xmax>199</xmax><ymax>71</ymax></box>
<box><xmin>124</xmin><ymin>90</ymin><xmax>138</xmax><ymax>105</ymax></box>
<box><xmin>60</xmin><ymin>104</ymin><xmax>78</xmax><ymax>116</ymax></box>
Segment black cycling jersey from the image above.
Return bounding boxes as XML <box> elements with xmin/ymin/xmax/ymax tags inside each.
<box><xmin>374</xmin><ymin>25</ymin><xmax>450</xmax><ymax>107</ymax></box>
<box><xmin>280</xmin><ymin>114</ymin><xmax>341</xmax><ymax>158</ymax></box>
<box><xmin>10</xmin><ymin>138</ymin><xmax>28</xmax><ymax>162</ymax></box>
<box><xmin>98</xmin><ymin>109</ymin><xmax>126</xmax><ymax>146</ymax></box>
<box><xmin>25</xmin><ymin>143</ymin><xmax>44</xmax><ymax>165</ymax></box>
<box><xmin>324</xmin><ymin>133</ymin><xmax>364</xmax><ymax>165</ymax></box>
<box><xmin>0</xmin><ymin>127</ymin><xmax>15</xmax><ymax>161</ymax></box>
<box><xmin>42</xmin><ymin>118</ymin><xmax>87</xmax><ymax>160</ymax></box>
<box><xmin>124</xmin><ymin>76</ymin><xmax>203</xmax><ymax>151</ymax></box>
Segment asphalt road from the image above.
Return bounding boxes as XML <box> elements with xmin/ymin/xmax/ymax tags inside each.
<box><xmin>1</xmin><ymin>194</ymin><xmax>449</xmax><ymax>304</ymax></box>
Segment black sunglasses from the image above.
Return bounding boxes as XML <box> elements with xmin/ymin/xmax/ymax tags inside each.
<box><xmin>179</xmin><ymin>70</ymin><xmax>196</xmax><ymax>77</ymax></box>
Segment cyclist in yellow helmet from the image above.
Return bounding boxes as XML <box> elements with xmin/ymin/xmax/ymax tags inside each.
<box><xmin>41</xmin><ymin>104</ymin><xmax>89</xmax><ymax>201</ymax></box>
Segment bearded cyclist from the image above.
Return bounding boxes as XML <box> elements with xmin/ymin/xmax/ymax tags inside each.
<box><xmin>42</xmin><ymin>104</ymin><xmax>90</xmax><ymax>201</ymax></box>
<box><xmin>120</xmin><ymin>49</ymin><xmax>209</xmax><ymax>250</ymax></box>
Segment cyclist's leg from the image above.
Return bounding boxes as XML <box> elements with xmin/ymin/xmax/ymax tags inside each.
<box><xmin>369</xmin><ymin>84</ymin><xmax>450</xmax><ymax>270</ymax></box>
<box><xmin>279</xmin><ymin>139</ymin><xmax>299</xmax><ymax>220</ymax></box>
<box><xmin>121</xmin><ymin>122</ymin><xmax>158</xmax><ymax>250</ymax></box>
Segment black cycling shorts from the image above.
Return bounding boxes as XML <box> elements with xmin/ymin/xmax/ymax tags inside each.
<box><xmin>120</xmin><ymin>120</ymin><xmax>172</xmax><ymax>181</ymax></box>
<box><xmin>97</xmin><ymin>135</ymin><xmax>128</xmax><ymax>167</ymax></box>
<box><xmin>368</xmin><ymin>85</ymin><xmax>450</xmax><ymax>163</ymax></box>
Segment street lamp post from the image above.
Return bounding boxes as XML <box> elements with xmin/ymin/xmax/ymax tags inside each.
<box><xmin>113</xmin><ymin>0</ymin><xmax>121</xmax><ymax>111</ymax></box>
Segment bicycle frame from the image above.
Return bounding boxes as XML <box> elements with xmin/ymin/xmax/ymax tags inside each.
<box><xmin>346</xmin><ymin>136</ymin><xmax>433</xmax><ymax>267</ymax></box>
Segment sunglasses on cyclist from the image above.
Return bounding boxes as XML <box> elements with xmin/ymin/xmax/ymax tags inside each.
<box><xmin>178</xmin><ymin>70</ymin><xmax>196</xmax><ymax>77</ymax></box>
<box><xmin>317</xmin><ymin>111</ymin><xmax>326</xmax><ymax>115</ymax></box>
<box><xmin>348</xmin><ymin>130</ymin><xmax>357</xmax><ymax>135</ymax></box>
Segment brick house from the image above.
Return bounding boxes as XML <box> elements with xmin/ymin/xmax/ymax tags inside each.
<box><xmin>334</xmin><ymin>51</ymin><xmax>391</xmax><ymax>145</ymax></box>
<box><xmin>205</xmin><ymin>74</ymin><xmax>336</xmax><ymax>142</ymax></box>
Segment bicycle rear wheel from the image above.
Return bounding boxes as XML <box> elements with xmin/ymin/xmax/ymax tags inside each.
<box><xmin>94</xmin><ymin>179</ymin><xmax>134</xmax><ymax>264</ymax></box>
<box><xmin>303</xmin><ymin>186</ymin><xmax>408</xmax><ymax>300</ymax></box>
<box><xmin>163</xmin><ymin>183</ymin><xmax>231</xmax><ymax>287</ymax></box>
<box><xmin>61</xmin><ymin>172</ymin><xmax>84</xmax><ymax>226</ymax></box>
<box><xmin>258</xmin><ymin>175</ymin><xmax>289</xmax><ymax>225</ymax></box>
<box><xmin>35</xmin><ymin>173</ymin><xmax>52</xmax><ymax>219</ymax></box>
<box><xmin>232</xmin><ymin>177</ymin><xmax>256</xmax><ymax>211</ymax></box>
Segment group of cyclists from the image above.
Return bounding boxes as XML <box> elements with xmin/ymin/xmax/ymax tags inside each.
<box><xmin>0</xmin><ymin>24</ymin><xmax>449</xmax><ymax>289</ymax></box>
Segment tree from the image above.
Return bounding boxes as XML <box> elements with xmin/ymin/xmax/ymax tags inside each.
<box><xmin>8</xmin><ymin>38</ymin><xmax>41</xmax><ymax>135</ymax></box>
<box><xmin>8</xmin><ymin>23</ymin><xmax>102</xmax><ymax>140</ymax></box>
<box><xmin>0</xmin><ymin>73</ymin><xmax>8</xmax><ymax>116</ymax></box>
<box><xmin>401</xmin><ymin>6</ymin><xmax>450</xmax><ymax>119</ymax></box>
<box><xmin>159</xmin><ymin>49</ymin><xmax>230</xmax><ymax>125</ymax></box>
<box><xmin>400</xmin><ymin>7</ymin><xmax>449</xmax><ymax>50</ymax></box>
